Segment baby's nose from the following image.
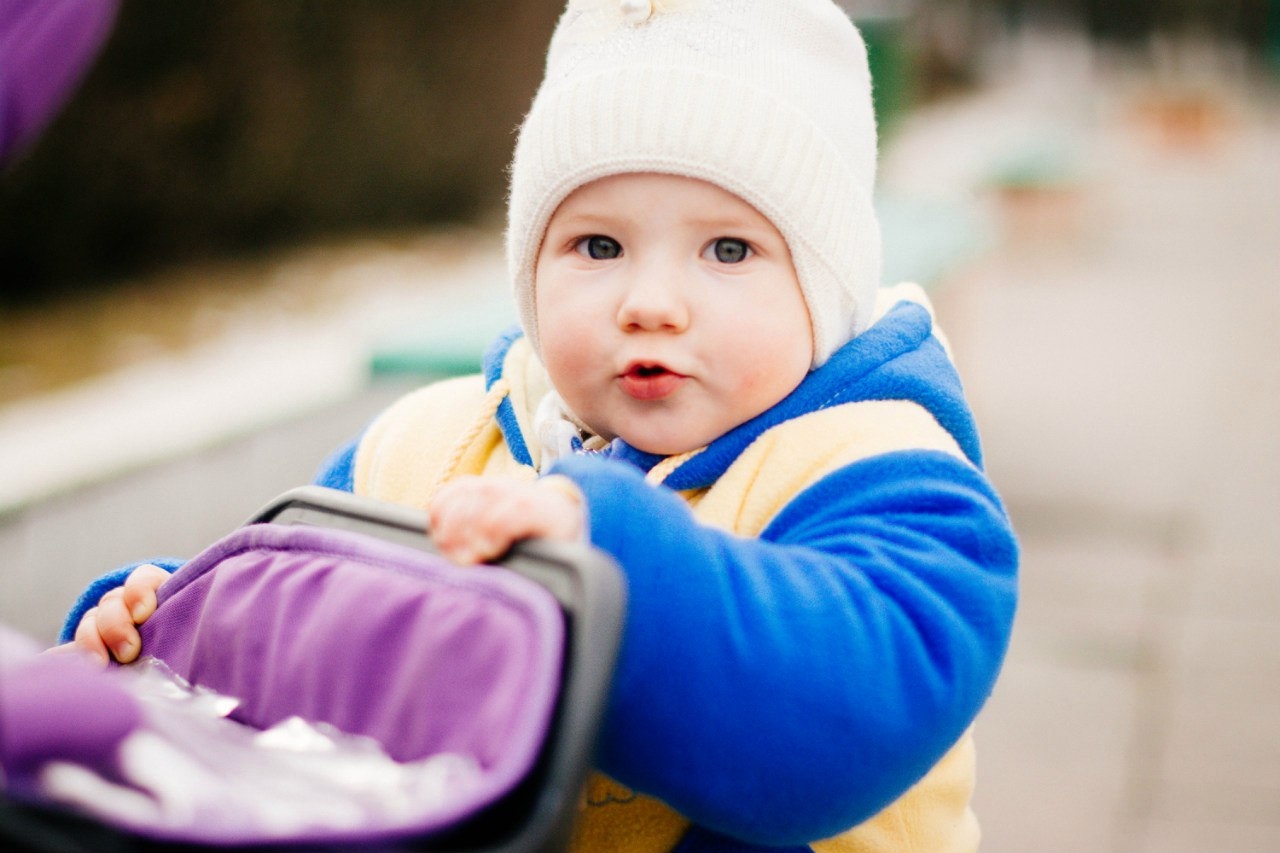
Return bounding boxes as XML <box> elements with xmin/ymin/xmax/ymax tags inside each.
<box><xmin>616</xmin><ymin>275</ymin><xmax>689</xmax><ymax>332</ymax></box>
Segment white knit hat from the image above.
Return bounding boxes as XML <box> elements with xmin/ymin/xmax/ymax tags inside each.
<box><xmin>507</xmin><ymin>0</ymin><xmax>882</xmax><ymax>366</ymax></box>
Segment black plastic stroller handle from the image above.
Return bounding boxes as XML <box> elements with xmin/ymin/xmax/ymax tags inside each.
<box><xmin>248</xmin><ymin>485</ymin><xmax>625</xmax><ymax>659</ymax></box>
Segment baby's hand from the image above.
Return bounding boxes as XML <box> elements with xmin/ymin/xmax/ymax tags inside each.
<box><xmin>429</xmin><ymin>475</ymin><xmax>585</xmax><ymax>566</ymax></box>
<box><xmin>67</xmin><ymin>564</ymin><xmax>170</xmax><ymax>665</ymax></box>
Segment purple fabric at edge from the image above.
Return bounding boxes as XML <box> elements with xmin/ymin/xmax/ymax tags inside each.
<box><xmin>0</xmin><ymin>0</ymin><xmax>119</xmax><ymax>163</ymax></box>
<box><xmin>0</xmin><ymin>636</ymin><xmax>140</xmax><ymax>785</ymax></box>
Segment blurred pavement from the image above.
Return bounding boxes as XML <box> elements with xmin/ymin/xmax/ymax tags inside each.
<box><xmin>0</xmin><ymin>240</ymin><xmax>512</xmax><ymax>646</ymax></box>
<box><xmin>890</xmin><ymin>42</ymin><xmax>1280</xmax><ymax>853</ymax></box>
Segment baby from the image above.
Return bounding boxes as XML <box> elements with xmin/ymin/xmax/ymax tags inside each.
<box><xmin>66</xmin><ymin>2</ymin><xmax>1018</xmax><ymax>851</ymax></box>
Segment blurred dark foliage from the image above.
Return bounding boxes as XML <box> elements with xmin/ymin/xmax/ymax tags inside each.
<box><xmin>2</xmin><ymin>0</ymin><xmax>1274</xmax><ymax>307</ymax></box>
<box><xmin>0</xmin><ymin>0</ymin><xmax>561</xmax><ymax>305</ymax></box>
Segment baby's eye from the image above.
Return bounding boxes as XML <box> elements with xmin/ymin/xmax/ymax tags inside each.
<box><xmin>575</xmin><ymin>235</ymin><xmax>622</xmax><ymax>260</ymax></box>
<box><xmin>705</xmin><ymin>238</ymin><xmax>751</xmax><ymax>264</ymax></box>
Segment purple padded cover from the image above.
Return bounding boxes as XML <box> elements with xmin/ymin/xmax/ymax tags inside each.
<box><xmin>1</xmin><ymin>522</ymin><xmax>565</xmax><ymax>845</ymax></box>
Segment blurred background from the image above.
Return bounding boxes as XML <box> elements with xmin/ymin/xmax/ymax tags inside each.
<box><xmin>2</xmin><ymin>1</ymin><xmax>1278</xmax><ymax>850</ymax></box>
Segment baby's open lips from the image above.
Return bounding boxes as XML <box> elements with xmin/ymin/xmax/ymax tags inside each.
<box><xmin>617</xmin><ymin>362</ymin><xmax>688</xmax><ymax>400</ymax></box>
<box><xmin>620</xmin><ymin>362</ymin><xmax>686</xmax><ymax>380</ymax></box>
<box><xmin>628</xmin><ymin>364</ymin><xmax>672</xmax><ymax>378</ymax></box>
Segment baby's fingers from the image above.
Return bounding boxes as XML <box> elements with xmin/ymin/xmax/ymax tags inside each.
<box><xmin>430</xmin><ymin>487</ymin><xmax>497</xmax><ymax>565</ymax></box>
<box><xmin>92</xmin><ymin>589</ymin><xmax>144</xmax><ymax>664</ymax></box>
<box><xmin>429</xmin><ymin>476</ymin><xmax>585</xmax><ymax>566</ymax></box>
<box><xmin>122</xmin><ymin>563</ymin><xmax>169</xmax><ymax>625</ymax></box>
<box><xmin>71</xmin><ymin>607</ymin><xmax>111</xmax><ymax>666</ymax></box>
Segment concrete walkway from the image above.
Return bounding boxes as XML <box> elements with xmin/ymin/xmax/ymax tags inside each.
<box><xmin>896</xmin><ymin>53</ymin><xmax>1280</xmax><ymax>852</ymax></box>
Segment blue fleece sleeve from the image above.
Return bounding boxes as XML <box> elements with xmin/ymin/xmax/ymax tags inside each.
<box><xmin>550</xmin><ymin>451</ymin><xmax>1018</xmax><ymax>845</ymax></box>
<box><xmin>58</xmin><ymin>557</ymin><xmax>186</xmax><ymax>644</ymax></box>
<box><xmin>313</xmin><ymin>437</ymin><xmax>359</xmax><ymax>492</ymax></box>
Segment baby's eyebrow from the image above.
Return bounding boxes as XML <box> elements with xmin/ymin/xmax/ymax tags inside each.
<box><xmin>679</xmin><ymin>212</ymin><xmax>769</xmax><ymax>233</ymax></box>
<box><xmin>548</xmin><ymin>208</ymin><xmax>771</xmax><ymax>237</ymax></box>
<box><xmin>546</xmin><ymin>211</ymin><xmax>623</xmax><ymax>232</ymax></box>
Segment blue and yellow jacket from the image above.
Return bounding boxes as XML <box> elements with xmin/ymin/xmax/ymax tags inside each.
<box><xmin>327</xmin><ymin>284</ymin><xmax>1016</xmax><ymax>852</ymax></box>
<box><xmin>63</xmin><ymin>285</ymin><xmax>1017</xmax><ymax>853</ymax></box>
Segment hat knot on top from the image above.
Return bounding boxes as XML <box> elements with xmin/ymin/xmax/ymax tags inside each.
<box><xmin>619</xmin><ymin>0</ymin><xmax>653</xmax><ymax>25</ymax></box>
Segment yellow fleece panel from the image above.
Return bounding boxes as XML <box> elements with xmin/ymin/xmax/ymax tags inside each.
<box><xmin>873</xmin><ymin>281</ymin><xmax>954</xmax><ymax>361</ymax></box>
<box><xmin>571</xmin><ymin>776</ymin><xmax>691</xmax><ymax>853</ymax></box>
<box><xmin>684</xmin><ymin>399</ymin><xmax>967</xmax><ymax>537</ymax></box>
<box><xmin>353</xmin><ymin>375</ymin><xmax>534</xmax><ymax>509</ymax></box>
<box><xmin>871</xmin><ymin>282</ymin><xmax>929</xmax><ymax>323</ymax></box>
<box><xmin>568</xmin><ymin>738</ymin><xmax>978</xmax><ymax>853</ymax></box>
<box><xmin>811</xmin><ymin>733</ymin><xmax>979</xmax><ymax>853</ymax></box>
<box><xmin>501</xmin><ymin>336</ymin><xmax>554</xmax><ymax>471</ymax></box>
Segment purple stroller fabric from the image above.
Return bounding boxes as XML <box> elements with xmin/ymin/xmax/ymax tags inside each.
<box><xmin>1</xmin><ymin>523</ymin><xmax>565</xmax><ymax>846</ymax></box>
<box><xmin>0</xmin><ymin>0</ymin><xmax>119</xmax><ymax>163</ymax></box>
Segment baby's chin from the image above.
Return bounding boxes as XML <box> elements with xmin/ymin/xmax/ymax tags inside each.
<box><xmin>578</xmin><ymin>412</ymin><xmax>711</xmax><ymax>458</ymax></box>
<box><xmin>613</xmin><ymin>430</ymin><xmax>708</xmax><ymax>458</ymax></box>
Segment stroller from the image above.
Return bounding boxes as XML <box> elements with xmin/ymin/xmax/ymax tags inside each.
<box><xmin>0</xmin><ymin>486</ymin><xmax>625</xmax><ymax>852</ymax></box>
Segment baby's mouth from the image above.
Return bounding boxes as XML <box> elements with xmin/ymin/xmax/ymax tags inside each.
<box><xmin>618</xmin><ymin>363</ymin><xmax>686</xmax><ymax>400</ymax></box>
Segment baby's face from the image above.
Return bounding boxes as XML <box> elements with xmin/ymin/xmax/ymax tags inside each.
<box><xmin>534</xmin><ymin>173</ymin><xmax>813</xmax><ymax>456</ymax></box>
